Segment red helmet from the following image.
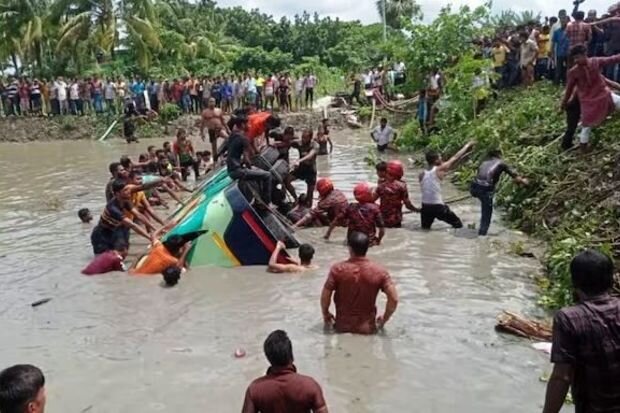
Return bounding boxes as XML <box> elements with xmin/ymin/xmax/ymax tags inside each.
<box><xmin>316</xmin><ymin>178</ymin><xmax>334</xmax><ymax>197</ymax></box>
<box><xmin>353</xmin><ymin>182</ymin><xmax>374</xmax><ymax>203</ymax></box>
<box><xmin>386</xmin><ymin>160</ymin><xmax>404</xmax><ymax>179</ymax></box>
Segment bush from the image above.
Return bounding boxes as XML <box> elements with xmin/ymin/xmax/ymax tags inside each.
<box><xmin>159</xmin><ymin>103</ymin><xmax>181</xmax><ymax>126</ymax></box>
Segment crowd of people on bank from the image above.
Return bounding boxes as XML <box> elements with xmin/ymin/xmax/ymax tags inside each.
<box><xmin>0</xmin><ymin>72</ymin><xmax>321</xmax><ymax>118</ymax></box>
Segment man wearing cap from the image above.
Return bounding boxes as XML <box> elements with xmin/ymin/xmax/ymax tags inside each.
<box><xmin>373</xmin><ymin>160</ymin><xmax>420</xmax><ymax>228</ymax></box>
<box><xmin>293</xmin><ymin>178</ymin><xmax>348</xmax><ymax>228</ymax></box>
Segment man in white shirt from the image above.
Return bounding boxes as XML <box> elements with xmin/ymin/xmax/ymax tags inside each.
<box><xmin>69</xmin><ymin>79</ymin><xmax>80</xmax><ymax>115</ymax></box>
<box><xmin>303</xmin><ymin>72</ymin><xmax>317</xmax><ymax>109</ymax></box>
<box><xmin>519</xmin><ymin>32</ymin><xmax>539</xmax><ymax>87</ymax></box>
<box><xmin>370</xmin><ymin>117</ymin><xmax>397</xmax><ymax>152</ymax></box>
<box><xmin>55</xmin><ymin>77</ymin><xmax>68</xmax><ymax>115</ymax></box>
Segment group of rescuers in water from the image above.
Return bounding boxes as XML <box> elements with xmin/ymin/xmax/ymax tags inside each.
<box><xmin>79</xmin><ymin>102</ymin><xmax>529</xmax><ymax>332</ymax></box>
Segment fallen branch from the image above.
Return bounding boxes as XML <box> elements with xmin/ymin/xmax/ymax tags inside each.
<box><xmin>495</xmin><ymin>310</ymin><xmax>552</xmax><ymax>341</ymax></box>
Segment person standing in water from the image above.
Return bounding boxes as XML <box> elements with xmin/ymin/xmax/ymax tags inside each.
<box><xmin>419</xmin><ymin>141</ymin><xmax>474</xmax><ymax>230</ymax></box>
<box><xmin>200</xmin><ymin>97</ymin><xmax>228</xmax><ymax>161</ymax></box>
<box><xmin>316</xmin><ymin>118</ymin><xmax>333</xmax><ymax>155</ymax></box>
<box><xmin>321</xmin><ymin>231</ymin><xmax>399</xmax><ymax>334</ymax></box>
<box><xmin>469</xmin><ymin>149</ymin><xmax>528</xmax><ymax>236</ymax></box>
<box><xmin>242</xmin><ymin>330</ymin><xmax>328</xmax><ymax>413</ymax></box>
<box><xmin>324</xmin><ymin>182</ymin><xmax>385</xmax><ymax>246</ymax></box>
<box><xmin>374</xmin><ymin>160</ymin><xmax>420</xmax><ymax>228</ymax></box>
<box><xmin>371</xmin><ymin>117</ymin><xmax>397</xmax><ymax>152</ymax></box>
<box><xmin>293</xmin><ymin>178</ymin><xmax>348</xmax><ymax>228</ymax></box>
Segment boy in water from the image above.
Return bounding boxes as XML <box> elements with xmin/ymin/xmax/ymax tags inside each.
<box><xmin>419</xmin><ymin>141</ymin><xmax>474</xmax><ymax>230</ymax></box>
<box><xmin>375</xmin><ymin>161</ymin><xmax>388</xmax><ymax>185</ymax></box>
<box><xmin>325</xmin><ymin>182</ymin><xmax>385</xmax><ymax>246</ymax></box>
<box><xmin>374</xmin><ymin>160</ymin><xmax>420</xmax><ymax>228</ymax></box>
<box><xmin>162</xmin><ymin>265</ymin><xmax>182</xmax><ymax>287</ymax></box>
<box><xmin>78</xmin><ymin>208</ymin><xmax>93</xmax><ymax>224</ymax></box>
<box><xmin>316</xmin><ymin>118</ymin><xmax>333</xmax><ymax>155</ymax></box>
<box><xmin>267</xmin><ymin>240</ymin><xmax>317</xmax><ymax>273</ymax></box>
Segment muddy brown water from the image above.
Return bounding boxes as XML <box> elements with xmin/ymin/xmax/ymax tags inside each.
<box><xmin>0</xmin><ymin>129</ymin><xmax>560</xmax><ymax>412</ymax></box>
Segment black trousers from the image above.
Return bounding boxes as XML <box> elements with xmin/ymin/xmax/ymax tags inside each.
<box><xmin>230</xmin><ymin>167</ymin><xmax>272</xmax><ymax>204</ymax></box>
<box><xmin>562</xmin><ymin>98</ymin><xmax>581</xmax><ymax>150</ymax></box>
<box><xmin>180</xmin><ymin>158</ymin><xmax>200</xmax><ymax>181</ymax></box>
<box><xmin>421</xmin><ymin>203</ymin><xmax>463</xmax><ymax>230</ymax></box>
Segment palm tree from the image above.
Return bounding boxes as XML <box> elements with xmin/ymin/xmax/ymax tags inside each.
<box><xmin>156</xmin><ymin>0</ymin><xmax>233</xmax><ymax>63</ymax></box>
<box><xmin>376</xmin><ymin>0</ymin><xmax>421</xmax><ymax>30</ymax></box>
<box><xmin>0</xmin><ymin>0</ymin><xmax>50</xmax><ymax>74</ymax></box>
<box><xmin>50</xmin><ymin>0</ymin><xmax>160</xmax><ymax>70</ymax></box>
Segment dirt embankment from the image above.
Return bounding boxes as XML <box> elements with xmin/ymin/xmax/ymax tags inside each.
<box><xmin>0</xmin><ymin>109</ymin><xmax>350</xmax><ymax>143</ymax></box>
<box><xmin>0</xmin><ymin>116</ymin><xmax>99</xmax><ymax>142</ymax></box>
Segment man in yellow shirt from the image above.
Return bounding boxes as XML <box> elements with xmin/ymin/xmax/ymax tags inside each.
<box><xmin>256</xmin><ymin>74</ymin><xmax>265</xmax><ymax>110</ymax></box>
<box><xmin>536</xmin><ymin>25</ymin><xmax>552</xmax><ymax>80</ymax></box>
<box><xmin>491</xmin><ymin>39</ymin><xmax>509</xmax><ymax>88</ymax></box>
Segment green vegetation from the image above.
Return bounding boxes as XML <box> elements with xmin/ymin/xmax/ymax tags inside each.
<box><xmin>399</xmin><ymin>82</ymin><xmax>620</xmax><ymax>309</ymax></box>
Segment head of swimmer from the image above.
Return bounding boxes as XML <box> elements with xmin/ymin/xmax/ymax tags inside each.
<box><xmin>162</xmin><ymin>265</ymin><xmax>181</xmax><ymax>287</ymax></box>
<box><xmin>78</xmin><ymin>208</ymin><xmax>92</xmax><ymax>224</ymax></box>
<box><xmin>263</xmin><ymin>330</ymin><xmax>294</xmax><ymax>368</ymax></box>
<box><xmin>347</xmin><ymin>231</ymin><xmax>369</xmax><ymax>259</ymax></box>
<box><xmin>375</xmin><ymin>161</ymin><xmax>387</xmax><ymax>180</ymax></box>
<box><xmin>298</xmin><ymin>243</ymin><xmax>315</xmax><ymax>266</ymax></box>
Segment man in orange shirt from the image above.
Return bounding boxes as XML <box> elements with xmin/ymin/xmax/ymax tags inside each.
<box><xmin>246</xmin><ymin>112</ymin><xmax>281</xmax><ymax>153</ymax></box>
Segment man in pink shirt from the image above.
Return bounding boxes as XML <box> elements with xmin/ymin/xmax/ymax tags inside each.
<box><xmin>561</xmin><ymin>44</ymin><xmax>620</xmax><ymax>151</ymax></box>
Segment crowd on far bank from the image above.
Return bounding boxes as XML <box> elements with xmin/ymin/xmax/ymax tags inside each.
<box><xmin>0</xmin><ymin>72</ymin><xmax>321</xmax><ymax>118</ymax></box>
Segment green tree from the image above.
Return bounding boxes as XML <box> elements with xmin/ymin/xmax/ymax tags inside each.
<box><xmin>376</xmin><ymin>0</ymin><xmax>421</xmax><ymax>30</ymax></box>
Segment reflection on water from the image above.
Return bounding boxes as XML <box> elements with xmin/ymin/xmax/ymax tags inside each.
<box><xmin>0</xmin><ymin>130</ymin><xmax>555</xmax><ymax>412</ymax></box>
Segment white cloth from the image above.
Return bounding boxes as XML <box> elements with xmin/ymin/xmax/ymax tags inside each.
<box><xmin>580</xmin><ymin>92</ymin><xmax>620</xmax><ymax>143</ymax></box>
<box><xmin>55</xmin><ymin>81</ymin><xmax>67</xmax><ymax>101</ymax></box>
<box><xmin>69</xmin><ymin>83</ymin><xmax>79</xmax><ymax>100</ymax></box>
<box><xmin>429</xmin><ymin>74</ymin><xmax>440</xmax><ymax>90</ymax></box>
<box><xmin>371</xmin><ymin>125</ymin><xmax>395</xmax><ymax>146</ymax></box>
<box><xmin>421</xmin><ymin>167</ymin><xmax>443</xmax><ymax>204</ymax></box>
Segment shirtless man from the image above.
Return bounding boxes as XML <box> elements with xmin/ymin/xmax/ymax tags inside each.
<box><xmin>200</xmin><ymin>97</ymin><xmax>229</xmax><ymax>161</ymax></box>
<box><xmin>267</xmin><ymin>240</ymin><xmax>317</xmax><ymax>273</ymax></box>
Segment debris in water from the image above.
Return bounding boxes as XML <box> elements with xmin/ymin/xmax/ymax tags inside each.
<box><xmin>495</xmin><ymin>310</ymin><xmax>552</xmax><ymax>341</ymax></box>
<box><xmin>31</xmin><ymin>298</ymin><xmax>52</xmax><ymax>308</ymax></box>
<box><xmin>234</xmin><ymin>348</ymin><xmax>246</xmax><ymax>358</ymax></box>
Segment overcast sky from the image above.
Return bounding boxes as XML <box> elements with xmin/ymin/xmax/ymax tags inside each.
<box><xmin>217</xmin><ymin>0</ymin><xmax>614</xmax><ymax>22</ymax></box>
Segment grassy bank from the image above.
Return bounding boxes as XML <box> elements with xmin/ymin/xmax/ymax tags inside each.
<box><xmin>398</xmin><ymin>82</ymin><xmax>620</xmax><ymax>310</ymax></box>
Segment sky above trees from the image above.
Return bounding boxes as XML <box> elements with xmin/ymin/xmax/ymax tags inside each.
<box><xmin>218</xmin><ymin>0</ymin><xmax>614</xmax><ymax>23</ymax></box>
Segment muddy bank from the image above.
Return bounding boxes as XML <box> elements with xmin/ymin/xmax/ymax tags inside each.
<box><xmin>0</xmin><ymin>109</ymin><xmax>350</xmax><ymax>143</ymax></box>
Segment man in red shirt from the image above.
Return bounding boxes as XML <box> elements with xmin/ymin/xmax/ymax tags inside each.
<box><xmin>321</xmin><ymin>231</ymin><xmax>399</xmax><ymax>334</ymax></box>
<box><xmin>242</xmin><ymin>330</ymin><xmax>328</xmax><ymax>413</ymax></box>
<box><xmin>293</xmin><ymin>178</ymin><xmax>348</xmax><ymax>228</ymax></box>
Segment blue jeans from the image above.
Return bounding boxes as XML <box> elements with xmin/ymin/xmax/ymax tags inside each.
<box><xmin>93</xmin><ymin>93</ymin><xmax>103</xmax><ymax>113</ymax></box>
<box><xmin>470</xmin><ymin>182</ymin><xmax>494</xmax><ymax>236</ymax></box>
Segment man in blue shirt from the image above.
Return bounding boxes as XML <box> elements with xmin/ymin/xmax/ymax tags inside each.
<box><xmin>552</xmin><ymin>17</ymin><xmax>571</xmax><ymax>85</ymax></box>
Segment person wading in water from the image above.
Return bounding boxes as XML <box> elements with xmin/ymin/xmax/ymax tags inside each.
<box><xmin>419</xmin><ymin>141</ymin><xmax>474</xmax><ymax>230</ymax></box>
<box><xmin>469</xmin><ymin>149</ymin><xmax>528</xmax><ymax>236</ymax></box>
<box><xmin>324</xmin><ymin>182</ymin><xmax>385</xmax><ymax>246</ymax></box>
<box><xmin>373</xmin><ymin>160</ymin><xmax>420</xmax><ymax>228</ymax></box>
<box><xmin>321</xmin><ymin>231</ymin><xmax>399</xmax><ymax>334</ymax></box>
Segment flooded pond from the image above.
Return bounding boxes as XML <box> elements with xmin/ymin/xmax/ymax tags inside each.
<box><xmin>0</xmin><ymin>128</ymin><xmax>556</xmax><ymax>412</ymax></box>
